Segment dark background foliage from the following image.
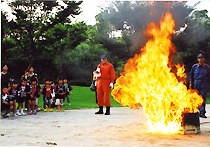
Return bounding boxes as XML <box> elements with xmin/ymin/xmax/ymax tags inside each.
<box><xmin>1</xmin><ymin>1</ymin><xmax>210</xmax><ymax>86</ymax></box>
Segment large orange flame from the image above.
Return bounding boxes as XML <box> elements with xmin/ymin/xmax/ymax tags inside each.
<box><xmin>111</xmin><ymin>12</ymin><xmax>203</xmax><ymax>134</ymax></box>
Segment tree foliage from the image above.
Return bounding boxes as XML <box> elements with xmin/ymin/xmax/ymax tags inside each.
<box><xmin>173</xmin><ymin>10</ymin><xmax>210</xmax><ymax>72</ymax></box>
<box><xmin>1</xmin><ymin>1</ymin><xmax>210</xmax><ymax>86</ymax></box>
<box><xmin>6</xmin><ymin>0</ymin><xmax>82</xmax><ymax>66</ymax></box>
<box><xmin>98</xmin><ymin>1</ymin><xmax>194</xmax><ymax>56</ymax></box>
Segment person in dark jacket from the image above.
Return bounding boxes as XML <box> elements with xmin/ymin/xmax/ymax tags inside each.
<box><xmin>189</xmin><ymin>54</ymin><xmax>210</xmax><ymax>118</ymax></box>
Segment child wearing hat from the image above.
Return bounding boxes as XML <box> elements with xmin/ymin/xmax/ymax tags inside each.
<box><xmin>16</xmin><ymin>79</ymin><xmax>28</xmax><ymax>115</ymax></box>
<box><xmin>26</xmin><ymin>77</ymin><xmax>39</xmax><ymax>115</ymax></box>
<box><xmin>1</xmin><ymin>87</ymin><xmax>13</xmax><ymax>118</ymax></box>
<box><xmin>7</xmin><ymin>79</ymin><xmax>18</xmax><ymax>116</ymax></box>
<box><xmin>41</xmin><ymin>79</ymin><xmax>53</xmax><ymax>112</ymax></box>
<box><xmin>63</xmin><ymin>78</ymin><xmax>73</xmax><ymax>106</ymax></box>
<box><xmin>55</xmin><ymin>78</ymin><xmax>66</xmax><ymax>111</ymax></box>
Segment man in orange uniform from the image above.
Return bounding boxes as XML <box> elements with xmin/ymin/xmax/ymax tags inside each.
<box><xmin>94</xmin><ymin>54</ymin><xmax>115</xmax><ymax>115</ymax></box>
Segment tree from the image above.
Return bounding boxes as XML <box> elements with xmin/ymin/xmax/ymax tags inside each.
<box><xmin>1</xmin><ymin>11</ymin><xmax>10</xmax><ymax>40</ymax></box>
<box><xmin>94</xmin><ymin>12</ymin><xmax>130</xmax><ymax>64</ymax></box>
<box><xmin>42</xmin><ymin>21</ymin><xmax>88</xmax><ymax>78</ymax></box>
<box><xmin>98</xmin><ymin>1</ymin><xmax>194</xmax><ymax>56</ymax></box>
<box><xmin>5</xmin><ymin>0</ymin><xmax>82</xmax><ymax>66</ymax></box>
<box><xmin>64</xmin><ymin>43</ymin><xmax>108</xmax><ymax>85</ymax></box>
<box><xmin>173</xmin><ymin>10</ymin><xmax>210</xmax><ymax>72</ymax></box>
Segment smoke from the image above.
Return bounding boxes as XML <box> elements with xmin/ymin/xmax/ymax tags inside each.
<box><xmin>101</xmin><ymin>1</ymin><xmax>194</xmax><ymax>56</ymax></box>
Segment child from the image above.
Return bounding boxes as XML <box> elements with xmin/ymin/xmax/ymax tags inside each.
<box><xmin>63</xmin><ymin>78</ymin><xmax>73</xmax><ymax>105</ymax></box>
<box><xmin>34</xmin><ymin>76</ymin><xmax>41</xmax><ymax>112</ymax></box>
<box><xmin>7</xmin><ymin>79</ymin><xmax>18</xmax><ymax>116</ymax></box>
<box><xmin>50</xmin><ymin>82</ymin><xmax>56</xmax><ymax>108</ymax></box>
<box><xmin>55</xmin><ymin>78</ymin><xmax>66</xmax><ymax>111</ymax></box>
<box><xmin>1</xmin><ymin>87</ymin><xmax>13</xmax><ymax>118</ymax></box>
<box><xmin>41</xmin><ymin>79</ymin><xmax>53</xmax><ymax>112</ymax></box>
<box><xmin>26</xmin><ymin>77</ymin><xmax>39</xmax><ymax>115</ymax></box>
<box><xmin>16</xmin><ymin>79</ymin><xmax>27</xmax><ymax>115</ymax></box>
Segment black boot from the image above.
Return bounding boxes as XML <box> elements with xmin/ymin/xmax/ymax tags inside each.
<box><xmin>200</xmin><ymin>113</ymin><xmax>207</xmax><ymax>118</ymax></box>
<box><xmin>105</xmin><ymin>107</ymin><xmax>110</xmax><ymax>115</ymax></box>
<box><xmin>95</xmin><ymin>106</ymin><xmax>103</xmax><ymax>114</ymax></box>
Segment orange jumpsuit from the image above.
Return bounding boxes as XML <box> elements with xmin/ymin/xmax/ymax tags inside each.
<box><xmin>97</xmin><ymin>62</ymin><xmax>115</xmax><ymax>107</ymax></box>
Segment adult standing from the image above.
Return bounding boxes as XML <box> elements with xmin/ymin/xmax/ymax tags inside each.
<box><xmin>189</xmin><ymin>53</ymin><xmax>210</xmax><ymax>118</ymax></box>
<box><xmin>94</xmin><ymin>54</ymin><xmax>115</xmax><ymax>115</ymax></box>
<box><xmin>1</xmin><ymin>65</ymin><xmax>11</xmax><ymax>88</ymax></box>
<box><xmin>24</xmin><ymin>66</ymin><xmax>40</xmax><ymax>111</ymax></box>
<box><xmin>27</xmin><ymin>66</ymin><xmax>38</xmax><ymax>80</ymax></box>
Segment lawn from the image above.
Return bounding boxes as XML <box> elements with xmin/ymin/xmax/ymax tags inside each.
<box><xmin>206</xmin><ymin>93</ymin><xmax>210</xmax><ymax>104</ymax></box>
<box><xmin>37</xmin><ymin>85</ymin><xmax>210</xmax><ymax>110</ymax></box>
<box><xmin>2</xmin><ymin>85</ymin><xmax>210</xmax><ymax>112</ymax></box>
<box><xmin>37</xmin><ymin>85</ymin><xmax>122</xmax><ymax>110</ymax></box>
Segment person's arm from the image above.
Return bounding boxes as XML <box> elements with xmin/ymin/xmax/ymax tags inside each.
<box><xmin>110</xmin><ymin>64</ymin><xmax>115</xmax><ymax>84</ymax></box>
<box><xmin>56</xmin><ymin>85</ymin><xmax>62</xmax><ymax>95</ymax></box>
<box><xmin>69</xmin><ymin>85</ymin><xmax>73</xmax><ymax>94</ymax></box>
<box><xmin>63</xmin><ymin>85</ymin><xmax>66</xmax><ymax>95</ymax></box>
<box><xmin>109</xmin><ymin>64</ymin><xmax>115</xmax><ymax>89</ymax></box>
<box><xmin>208</xmin><ymin>65</ymin><xmax>210</xmax><ymax>91</ymax></box>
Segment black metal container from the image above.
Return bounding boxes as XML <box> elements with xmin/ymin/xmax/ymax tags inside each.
<box><xmin>183</xmin><ymin>112</ymin><xmax>201</xmax><ymax>134</ymax></box>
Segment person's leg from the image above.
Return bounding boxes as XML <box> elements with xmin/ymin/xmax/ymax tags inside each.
<box><xmin>61</xmin><ymin>95</ymin><xmax>65</xmax><ymax>106</ymax></box>
<box><xmin>199</xmin><ymin>82</ymin><xmax>208</xmax><ymax>117</ymax></box>
<box><xmin>25</xmin><ymin>97</ymin><xmax>29</xmax><ymax>113</ymax></box>
<box><xmin>44</xmin><ymin>97</ymin><xmax>47</xmax><ymax>111</ymax></box>
<box><xmin>3</xmin><ymin>105</ymin><xmax>11</xmax><ymax>117</ymax></box>
<box><xmin>24</xmin><ymin>98</ymin><xmax>28</xmax><ymax>111</ymax></box>
<box><xmin>8</xmin><ymin>101</ymin><xmax>13</xmax><ymax>116</ymax></box>
<box><xmin>55</xmin><ymin>99</ymin><xmax>59</xmax><ymax>111</ymax></box>
<box><xmin>97</xmin><ymin>82</ymin><xmax>104</xmax><ymax>107</ymax></box>
<box><xmin>49</xmin><ymin>104</ymin><xmax>52</xmax><ymax>111</ymax></box>
<box><xmin>1</xmin><ymin>102</ymin><xmax>5</xmax><ymax>111</ymax></box>
<box><xmin>28</xmin><ymin>100</ymin><xmax>31</xmax><ymax>114</ymax></box>
<box><xmin>35</xmin><ymin>98</ymin><xmax>38</xmax><ymax>111</ymax></box>
<box><xmin>103</xmin><ymin>80</ymin><xmax>111</xmax><ymax>115</ymax></box>
<box><xmin>48</xmin><ymin>98</ymin><xmax>52</xmax><ymax>111</ymax></box>
<box><xmin>67</xmin><ymin>95</ymin><xmax>70</xmax><ymax>105</ymax></box>
<box><xmin>43</xmin><ymin>96</ymin><xmax>46</xmax><ymax>109</ymax></box>
<box><xmin>16</xmin><ymin>103</ymin><xmax>19</xmax><ymax>113</ymax></box>
<box><xmin>60</xmin><ymin>99</ymin><xmax>63</xmax><ymax>111</ymax></box>
<box><xmin>95</xmin><ymin>82</ymin><xmax>104</xmax><ymax>114</ymax></box>
<box><xmin>32</xmin><ymin>100</ymin><xmax>35</xmax><ymax>114</ymax></box>
<box><xmin>20</xmin><ymin>102</ymin><xmax>25</xmax><ymax>115</ymax></box>
<box><xmin>13</xmin><ymin>100</ymin><xmax>16</xmax><ymax>115</ymax></box>
<box><xmin>17</xmin><ymin>102</ymin><xmax>21</xmax><ymax>115</ymax></box>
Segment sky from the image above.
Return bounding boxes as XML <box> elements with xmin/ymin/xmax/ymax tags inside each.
<box><xmin>73</xmin><ymin>0</ymin><xmax>210</xmax><ymax>25</ymax></box>
<box><xmin>1</xmin><ymin>0</ymin><xmax>210</xmax><ymax>25</ymax></box>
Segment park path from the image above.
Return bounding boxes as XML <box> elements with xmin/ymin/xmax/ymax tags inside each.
<box><xmin>0</xmin><ymin>106</ymin><xmax>210</xmax><ymax>146</ymax></box>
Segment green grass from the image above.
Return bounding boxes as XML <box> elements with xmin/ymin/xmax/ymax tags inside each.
<box><xmin>2</xmin><ymin>85</ymin><xmax>210</xmax><ymax>112</ymax></box>
<box><xmin>39</xmin><ymin>85</ymin><xmax>210</xmax><ymax>110</ymax></box>
<box><xmin>206</xmin><ymin>93</ymin><xmax>210</xmax><ymax>104</ymax></box>
<box><xmin>38</xmin><ymin>85</ymin><xmax>122</xmax><ymax>110</ymax></box>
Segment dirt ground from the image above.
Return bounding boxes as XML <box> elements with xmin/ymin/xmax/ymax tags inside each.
<box><xmin>0</xmin><ymin>105</ymin><xmax>210</xmax><ymax>147</ymax></box>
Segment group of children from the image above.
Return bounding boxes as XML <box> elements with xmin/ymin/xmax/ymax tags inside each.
<box><xmin>1</xmin><ymin>77</ymin><xmax>73</xmax><ymax>118</ymax></box>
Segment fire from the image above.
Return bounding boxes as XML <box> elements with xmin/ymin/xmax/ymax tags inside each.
<box><xmin>111</xmin><ymin>12</ymin><xmax>203</xmax><ymax>134</ymax></box>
